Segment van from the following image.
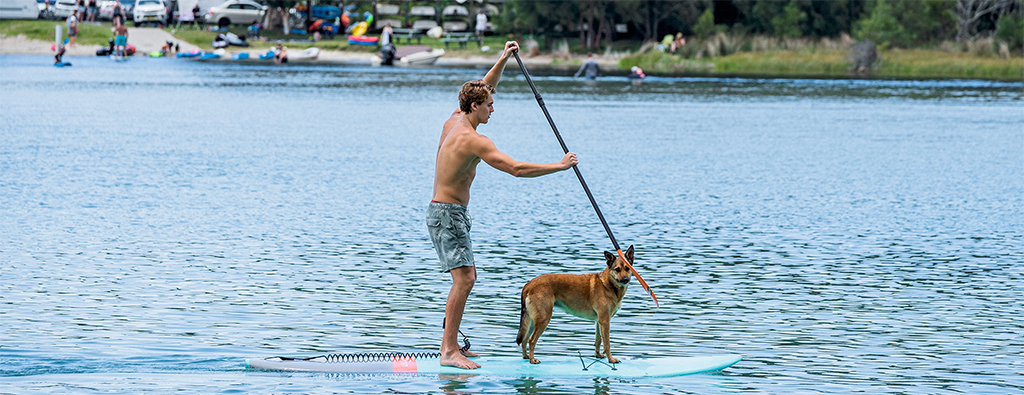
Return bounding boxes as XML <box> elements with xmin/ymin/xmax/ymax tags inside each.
<box><xmin>0</xmin><ymin>0</ymin><xmax>40</xmax><ymax>19</ymax></box>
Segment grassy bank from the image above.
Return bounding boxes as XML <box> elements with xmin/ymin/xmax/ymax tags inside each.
<box><xmin>620</xmin><ymin>47</ymin><xmax>1024</xmax><ymax>81</ymax></box>
<box><xmin>166</xmin><ymin>26</ymin><xmax>513</xmax><ymax>56</ymax></box>
<box><xmin>1</xmin><ymin>19</ymin><xmax>115</xmax><ymax>46</ymax></box>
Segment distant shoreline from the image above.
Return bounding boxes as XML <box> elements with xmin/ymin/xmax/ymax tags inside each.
<box><xmin>4</xmin><ymin>25</ymin><xmax>1021</xmax><ymax>82</ymax></box>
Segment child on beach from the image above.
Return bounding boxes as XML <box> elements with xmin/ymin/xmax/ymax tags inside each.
<box><xmin>66</xmin><ymin>13</ymin><xmax>78</xmax><ymax>47</ymax></box>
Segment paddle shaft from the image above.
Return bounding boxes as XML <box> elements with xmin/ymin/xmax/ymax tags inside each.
<box><xmin>511</xmin><ymin>50</ymin><xmax>658</xmax><ymax>307</ymax></box>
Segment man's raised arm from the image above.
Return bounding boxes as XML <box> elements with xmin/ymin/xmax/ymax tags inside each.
<box><xmin>482</xmin><ymin>41</ymin><xmax>519</xmax><ymax>87</ymax></box>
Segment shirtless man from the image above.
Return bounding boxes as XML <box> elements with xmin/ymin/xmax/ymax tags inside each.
<box><xmin>427</xmin><ymin>41</ymin><xmax>578</xmax><ymax>370</ymax></box>
<box><xmin>113</xmin><ymin>23</ymin><xmax>128</xmax><ymax>58</ymax></box>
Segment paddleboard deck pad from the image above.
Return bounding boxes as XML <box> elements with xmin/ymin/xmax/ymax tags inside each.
<box><xmin>246</xmin><ymin>352</ymin><xmax>741</xmax><ymax>377</ymax></box>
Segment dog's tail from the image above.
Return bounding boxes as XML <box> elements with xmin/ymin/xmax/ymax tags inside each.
<box><xmin>516</xmin><ymin>289</ymin><xmax>527</xmax><ymax>345</ymax></box>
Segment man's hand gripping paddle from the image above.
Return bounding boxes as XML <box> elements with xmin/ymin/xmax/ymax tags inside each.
<box><xmin>511</xmin><ymin>50</ymin><xmax>658</xmax><ymax>307</ymax></box>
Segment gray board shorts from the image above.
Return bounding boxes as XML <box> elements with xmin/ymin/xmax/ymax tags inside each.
<box><xmin>426</xmin><ymin>202</ymin><xmax>474</xmax><ymax>273</ymax></box>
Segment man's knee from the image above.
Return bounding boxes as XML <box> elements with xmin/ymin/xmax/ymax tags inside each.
<box><xmin>450</xmin><ymin>265</ymin><xmax>477</xmax><ymax>288</ymax></box>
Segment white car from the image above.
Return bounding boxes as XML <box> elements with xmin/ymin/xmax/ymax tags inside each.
<box><xmin>205</xmin><ymin>0</ymin><xmax>264</xmax><ymax>28</ymax></box>
<box><xmin>0</xmin><ymin>0</ymin><xmax>39</xmax><ymax>19</ymax></box>
<box><xmin>133</xmin><ymin>0</ymin><xmax>166</xmax><ymax>26</ymax></box>
<box><xmin>52</xmin><ymin>0</ymin><xmax>77</xmax><ymax>18</ymax></box>
<box><xmin>97</xmin><ymin>0</ymin><xmax>115</xmax><ymax>19</ymax></box>
<box><xmin>98</xmin><ymin>0</ymin><xmax>130</xmax><ymax>20</ymax></box>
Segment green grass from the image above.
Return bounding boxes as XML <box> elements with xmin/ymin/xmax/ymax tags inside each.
<box><xmin>876</xmin><ymin>48</ymin><xmax>1024</xmax><ymax>80</ymax></box>
<box><xmin>166</xmin><ymin>26</ymin><xmax>513</xmax><ymax>55</ymax></box>
<box><xmin>620</xmin><ymin>47</ymin><xmax>1024</xmax><ymax>80</ymax></box>
<box><xmin>1</xmin><ymin>19</ymin><xmax>116</xmax><ymax>46</ymax></box>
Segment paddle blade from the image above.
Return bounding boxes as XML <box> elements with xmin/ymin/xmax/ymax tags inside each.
<box><xmin>619</xmin><ymin>249</ymin><xmax>658</xmax><ymax>307</ymax></box>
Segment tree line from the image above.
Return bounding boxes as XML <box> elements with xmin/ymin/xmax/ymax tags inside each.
<box><xmin>495</xmin><ymin>0</ymin><xmax>1023</xmax><ymax>50</ymax></box>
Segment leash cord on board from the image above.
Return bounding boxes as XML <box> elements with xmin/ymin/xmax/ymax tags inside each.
<box><xmin>443</xmin><ymin>316</ymin><xmax>472</xmax><ymax>353</ymax></box>
<box><xmin>269</xmin><ymin>318</ymin><xmax>472</xmax><ymax>364</ymax></box>
<box><xmin>577</xmin><ymin>350</ymin><xmax>618</xmax><ymax>371</ymax></box>
<box><xmin>306</xmin><ymin>352</ymin><xmax>443</xmax><ymax>363</ymax></box>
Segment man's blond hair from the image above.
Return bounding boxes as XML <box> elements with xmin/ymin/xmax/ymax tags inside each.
<box><xmin>459</xmin><ymin>80</ymin><xmax>496</xmax><ymax>114</ymax></box>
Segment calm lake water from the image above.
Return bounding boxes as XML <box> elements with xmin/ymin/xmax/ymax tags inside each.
<box><xmin>1</xmin><ymin>54</ymin><xmax>1022</xmax><ymax>394</ymax></box>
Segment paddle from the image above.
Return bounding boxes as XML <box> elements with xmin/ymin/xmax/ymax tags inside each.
<box><xmin>511</xmin><ymin>50</ymin><xmax>659</xmax><ymax>307</ymax></box>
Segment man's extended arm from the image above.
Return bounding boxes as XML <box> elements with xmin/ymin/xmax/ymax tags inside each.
<box><xmin>473</xmin><ymin>135</ymin><xmax>577</xmax><ymax>178</ymax></box>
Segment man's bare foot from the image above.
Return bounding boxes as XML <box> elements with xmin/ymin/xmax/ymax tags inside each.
<box><xmin>440</xmin><ymin>352</ymin><xmax>481</xmax><ymax>369</ymax></box>
<box><xmin>460</xmin><ymin>349</ymin><xmax>480</xmax><ymax>358</ymax></box>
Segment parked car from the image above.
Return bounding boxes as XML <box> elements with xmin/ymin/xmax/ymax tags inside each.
<box><xmin>99</xmin><ymin>0</ymin><xmax>133</xmax><ymax>21</ymax></box>
<box><xmin>98</xmin><ymin>0</ymin><xmax>115</xmax><ymax>19</ymax></box>
<box><xmin>133</xmin><ymin>0</ymin><xmax>166</xmax><ymax>26</ymax></box>
<box><xmin>204</xmin><ymin>0</ymin><xmax>265</xmax><ymax>28</ymax></box>
<box><xmin>52</xmin><ymin>0</ymin><xmax>76</xmax><ymax>19</ymax></box>
<box><xmin>0</xmin><ymin>0</ymin><xmax>39</xmax><ymax>19</ymax></box>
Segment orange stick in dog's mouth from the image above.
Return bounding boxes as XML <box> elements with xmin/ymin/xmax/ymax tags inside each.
<box><xmin>618</xmin><ymin>249</ymin><xmax>658</xmax><ymax>307</ymax></box>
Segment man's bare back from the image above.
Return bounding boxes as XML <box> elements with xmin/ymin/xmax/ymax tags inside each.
<box><xmin>432</xmin><ymin>111</ymin><xmax>484</xmax><ymax>206</ymax></box>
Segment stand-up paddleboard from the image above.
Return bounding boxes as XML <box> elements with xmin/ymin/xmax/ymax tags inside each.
<box><xmin>246</xmin><ymin>352</ymin><xmax>741</xmax><ymax>378</ymax></box>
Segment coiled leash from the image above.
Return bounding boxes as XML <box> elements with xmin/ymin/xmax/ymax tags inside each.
<box><xmin>442</xmin><ymin>316</ymin><xmax>472</xmax><ymax>353</ymax></box>
<box><xmin>275</xmin><ymin>351</ymin><xmax>443</xmax><ymax>363</ymax></box>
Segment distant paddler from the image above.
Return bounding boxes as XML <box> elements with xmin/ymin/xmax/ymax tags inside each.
<box><xmin>428</xmin><ymin>40</ymin><xmax>578</xmax><ymax>370</ymax></box>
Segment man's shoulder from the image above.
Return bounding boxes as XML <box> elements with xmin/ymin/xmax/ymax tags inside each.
<box><xmin>446</xmin><ymin>124</ymin><xmax>490</xmax><ymax>147</ymax></box>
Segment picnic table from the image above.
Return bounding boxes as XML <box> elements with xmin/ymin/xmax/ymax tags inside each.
<box><xmin>392</xmin><ymin>28</ymin><xmax>426</xmax><ymax>45</ymax></box>
<box><xmin>440</xmin><ymin>32</ymin><xmax>480</xmax><ymax>49</ymax></box>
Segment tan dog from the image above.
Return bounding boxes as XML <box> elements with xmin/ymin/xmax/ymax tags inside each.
<box><xmin>516</xmin><ymin>245</ymin><xmax>634</xmax><ymax>364</ymax></box>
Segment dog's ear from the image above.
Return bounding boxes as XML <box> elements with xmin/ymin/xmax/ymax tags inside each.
<box><xmin>625</xmin><ymin>245</ymin><xmax>634</xmax><ymax>263</ymax></box>
<box><xmin>604</xmin><ymin>251</ymin><xmax>616</xmax><ymax>267</ymax></box>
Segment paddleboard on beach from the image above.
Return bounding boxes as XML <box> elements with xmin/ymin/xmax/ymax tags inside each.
<box><xmin>246</xmin><ymin>353</ymin><xmax>741</xmax><ymax>377</ymax></box>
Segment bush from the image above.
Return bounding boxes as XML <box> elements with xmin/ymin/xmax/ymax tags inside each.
<box><xmin>694</xmin><ymin>8</ymin><xmax>716</xmax><ymax>39</ymax></box>
<box><xmin>995</xmin><ymin>13</ymin><xmax>1023</xmax><ymax>51</ymax></box>
<box><xmin>771</xmin><ymin>1</ymin><xmax>806</xmax><ymax>38</ymax></box>
<box><xmin>853</xmin><ymin>0</ymin><xmax>910</xmax><ymax>48</ymax></box>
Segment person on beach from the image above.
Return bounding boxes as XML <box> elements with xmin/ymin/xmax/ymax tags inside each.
<box><xmin>274</xmin><ymin>42</ymin><xmax>288</xmax><ymax>64</ymax></box>
<box><xmin>670</xmin><ymin>33</ymin><xmax>686</xmax><ymax>54</ymax></box>
<box><xmin>381</xmin><ymin>22</ymin><xmax>393</xmax><ymax>47</ymax></box>
<box><xmin>86</xmin><ymin>0</ymin><xmax>97</xmax><ymax>23</ymax></box>
<box><xmin>114</xmin><ymin>23</ymin><xmax>128</xmax><ymax>58</ymax></box>
<box><xmin>428</xmin><ymin>40</ymin><xmax>578</xmax><ymax>370</ymax></box>
<box><xmin>475</xmin><ymin>9</ymin><xmax>487</xmax><ymax>37</ymax></box>
<box><xmin>574</xmin><ymin>53</ymin><xmax>600</xmax><ymax>79</ymax></box>
<box><xmin>66</xmin><ymin>12</ymin><xmax>78</xmax><ymax>47</ymax></box>
<box><xmin>112</xmin><ymin>1</ymin><xmax>124</xmax><ymax>27</ymax></box>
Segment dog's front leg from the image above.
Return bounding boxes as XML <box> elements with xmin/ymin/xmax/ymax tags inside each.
<box><xmin>597</xmin><ymin>315</ymin><xmax>618</xmax><ymax>364</ymax></box>
<box><xmin>593</xmin><ymin>322</ymin><xmax>604</xmax><ymax>359</ymax></box>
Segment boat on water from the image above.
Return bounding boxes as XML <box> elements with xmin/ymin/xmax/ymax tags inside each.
<box><xmin>286</xmin><ymin>47</ymin><xmax>320</xmax><ymax>62</ymax></box>
<box><xmin>373</xmin><ymin>45</ymin><xmax>444</xmax><ymax>67</ymax></box>
<box><xmin>398</xmin><ymin>47</ymin><xmax>444</xmax><ymax>66</ymax></box>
